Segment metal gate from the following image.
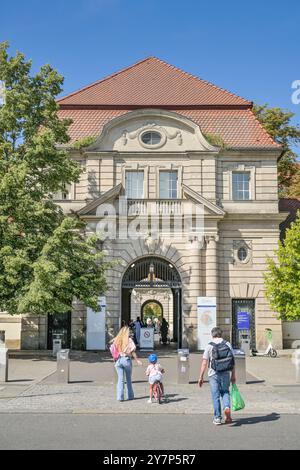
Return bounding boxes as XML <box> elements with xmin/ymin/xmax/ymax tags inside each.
<box><xmin>122</xmin><ymin>257</ymin><xmax>181</xmax><ymax>289</ymax></box>
<box><xmin>47</xmin><ymin>312</ymin><xmax>71</xmax><ymax>349</ymax></box>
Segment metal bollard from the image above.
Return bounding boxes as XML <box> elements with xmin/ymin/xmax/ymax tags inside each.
<box><xmin>56</xmin><ymin>349</ymin><xmax>70</xmax><ymax>383</ymax></box>
<box><xmin>0</xmin><ymin>348</ymin><xmax>8</xmax><ymax>382</ymax></box>
<box><xmin>0</xmin><ymin>330</ymin><xmax>5</xmax><ymax>348</ymax></box>
<box><xmin>177</xmin><ymin>348</ymin><xmax>190</xmax><ymax>384</ymax></box>
<box><xmin>52</xmin><ymin>334</ymin><xmax>62</xmax><ymax>357</ymax></box>
<box><xmin>233</xmin><ymin>349</ymin><xmax>246</xmax><ymax>384</ymax></box>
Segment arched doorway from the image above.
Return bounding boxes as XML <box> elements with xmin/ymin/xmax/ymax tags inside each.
<box><xmin>121</xmin><ymin>257</ymin><xmax>182</xmax><ymax>347</ymax></box>
<box><xmin>141</xmin><ymin>299</ymin><xmax>163</xmax><ymax>324</ymax></box>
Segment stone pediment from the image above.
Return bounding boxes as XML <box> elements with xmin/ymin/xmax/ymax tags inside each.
<box><xmin>77</xmin><ymin>183</ymin><xmax>123</xmax><ymax>216</ymax></box>
<box><xmin>86</xmin><ymin>109</ymin><xmax>220</xmax><ymax>153</ymax></box>
<box><xmin>182</xmin><ymin>184</ymin><xmax>226</xmax><ymax>216</ymax></box>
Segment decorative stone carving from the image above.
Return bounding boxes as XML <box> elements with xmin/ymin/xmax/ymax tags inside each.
<box><xmin>121</xmin><ymin>122</ymin><xmax>182</xmax><ymax>149</ymax></box>
<box><xmin>145</xmin><ymin>234</ymin><xmax>162</xmax><ymax>253</ymax></box>
<box><xmin>121</xmin><ymin>131</ymin><xmax>127</xmax><ymax>146</ymax></box>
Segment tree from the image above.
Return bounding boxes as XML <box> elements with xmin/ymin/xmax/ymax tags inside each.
<box><xmin>264</xmin><ymin>212</ymin><xmax>300</xmax><ymax>320</ymax></box>
<box><xmin>0</xmin><ymin>42</ymin><xmax>110</xmax><ymax>316</ymax></box>
<box><xmin>253</xmin><ymin>104</ymin><xmax>300</xmax><ymax>195</ymax></box>
<box><xmin>18</xmin><ymin>218</ymin><xmax>109</xmax><ymax>315</ymax></box>
<box><xmin>285</xmin><ymin>165</ymin><xmax>300</xmax><ymax>198</ymax></box>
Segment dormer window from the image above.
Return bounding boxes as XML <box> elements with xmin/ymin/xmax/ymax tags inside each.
<box><xmin>141</xmin><ymin>131</ymin><xmax>162</xmax><ymax>146</ymax></box>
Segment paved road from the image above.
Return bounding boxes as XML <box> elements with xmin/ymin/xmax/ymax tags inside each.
<box><xmin>0</xmin><ymin>413</ymin><xmax>299</xmax><ymax>450</ymax></box>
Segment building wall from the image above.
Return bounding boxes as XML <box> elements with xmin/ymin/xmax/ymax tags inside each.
<box><xmin>218</xmin><ymin>218</ymin><xmax>283</xmax><ymax>349</ymax></box>
<box><xmin>0</xmin><ymin>110</ymin><xmax>285</xmax><ymax>350</ymax></box>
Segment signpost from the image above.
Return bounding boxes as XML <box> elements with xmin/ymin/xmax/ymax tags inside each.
<box><xmin>139</xmin><ymin>327</ymin><xmax>154</xmax><ymax>351</ymax></box>
<box><xmin>197</xmin><ymin>297</ymin><xmax>217</xmax><ymax>350</ymax></box>
<box><xmin>86</xmin><ymin>296</ymin><xmax>106</xmax><ymax>350</ymax></box>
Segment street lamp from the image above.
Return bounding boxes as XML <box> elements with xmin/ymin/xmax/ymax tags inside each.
<box><xmin>148</xmin><ymin>262</ymin><xmax>155</xmax><ymax>285</ymax></box>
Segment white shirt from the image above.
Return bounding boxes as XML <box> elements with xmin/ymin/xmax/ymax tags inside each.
<box><xmin>203</xmin><ymin>338</ymin><xmax>233</xmax><ymax>377</ymax></box>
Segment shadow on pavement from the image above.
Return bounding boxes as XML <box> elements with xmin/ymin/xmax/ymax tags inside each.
<box><xmin>7</xmin><ymin>379</ymin><xmax>34</xmax><ymax>383</ymax></box>
<box><xmin>69</xmin><ymin>380</ymin><xmax>94</xmax><ymax>384</ymax></box>
<box><xmin>246</xmin><ymin>379</ymin><xmax>265</xmax><ymax>385</ymax></box>
<box><xmin>231</xmin><ymin>412</ymin><xmax>280</xmax><ymax>427</ymax></box>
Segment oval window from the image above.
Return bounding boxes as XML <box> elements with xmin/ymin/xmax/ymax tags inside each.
<box><xmin>237</xmin><ymin>246</ymin><xmax>248</xmax><ymax>262</ymax></box>
<box><xmin>141</xmin><ymin>131</ymin><xmax>161</xmax><ymax>146</ymax></box>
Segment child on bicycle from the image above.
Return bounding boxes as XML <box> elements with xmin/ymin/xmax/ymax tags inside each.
<box><xmin>146</xmin><ymin>353</ymin><xmax>165</xmax><ymax>403</ymax></box>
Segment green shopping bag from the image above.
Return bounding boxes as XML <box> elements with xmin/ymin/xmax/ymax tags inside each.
<box><xmin>231</xmin><ymin>383</ymin><xmax>245</xmax><ymax>411</ymax></box>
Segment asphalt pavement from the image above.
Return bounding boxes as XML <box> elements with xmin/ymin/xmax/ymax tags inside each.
<box><xmin>0</xmin><ymin>413</ymin><xmax>299</xmax><ymax>450</ymax></box>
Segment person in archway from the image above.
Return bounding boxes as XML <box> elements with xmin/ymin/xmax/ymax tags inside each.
<box><xmin>128</xmin><ymin>318</ymin><xmax>137</xmax><ymax>345</ymax></box>
<box><xmin>160</xmin><ymin>317</ymin><xmax>169</xmax><ymax>345</ymax></box>
<box><xmin>111</xmin><ymin>326</ymin><xmax>142</xmax><ymax>401</ymax></box>
<box><xmin>146</xmin><ymin>317</ymin><xmax>153</xmax><ymax>328</ymax></box>
<box><xmin>133</xmin><ymin>316</ymin><xmax>143</xmax><ymax>346</ymax></box>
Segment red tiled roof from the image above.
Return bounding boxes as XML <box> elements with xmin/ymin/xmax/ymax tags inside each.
<box><xmin>58</xmin><ymin>57</ymin><xmax>251</xmax><ymax>107</ymax></box>
<box><xmin>57</xmin><ymin>57</ymin><xmax>281</xmax><ymax>149</ymax></box>
<box><xmin>58</xmin><ymin>108</ymin><xmax>280</xmax><ymax>149</ymax></box>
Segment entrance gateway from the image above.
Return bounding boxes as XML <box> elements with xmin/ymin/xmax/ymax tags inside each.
<box><xmin>121</xmin><ymin>257</ymin><xmax>183</xmax><ymax>348</ymax></box>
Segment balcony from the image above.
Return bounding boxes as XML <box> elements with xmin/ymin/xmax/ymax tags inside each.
<box><xmin>126</xmin><ymin>199</ymin><xmax>183</xmax><ymax>216</ymax></box>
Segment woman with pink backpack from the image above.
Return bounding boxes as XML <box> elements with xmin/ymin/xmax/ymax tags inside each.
<box><xmin>110</xmin><ymin>326</ymin><xmax>142</xmax><ymax>401</ymax></box>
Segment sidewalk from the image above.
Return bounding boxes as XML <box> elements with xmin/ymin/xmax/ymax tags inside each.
<box><xmin>0</xmin><ymin>350</ymin><xmax>299</xmax><ymax>415</ymax></box>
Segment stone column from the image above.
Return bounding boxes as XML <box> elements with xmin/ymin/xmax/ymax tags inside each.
<box><xmin>205</xmin><ymin>235</ymin><xmax>218</xmax><ymax>298</ymax></box>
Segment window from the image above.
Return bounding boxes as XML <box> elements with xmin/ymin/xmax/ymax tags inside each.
<box><xmin>232</xmin><ymin>172</ymin><xmax>250</xmax><ymax>200</ymax></box>
<box><xmin>237</xmin><ymin>246</ymin><xmax>248</xmax><ymax>262</ymax></box>
<box><xmin>54</xmin><ymin>183</ymin><xmax>71</xmax><ymax>200</ymax></box>
<box><xmin>125</xmin><ymin>171</ymin><xmax>144</xmax><ymax>199</ymax></box>
<box><xmin>141</xmin><ymin>131</ymin><xmax>161</xmax><ymax>146</ymax></box>
<box><xmin>233</xmin><ymin>240</ymin><xmax>252</xmax><ymax>266</ymax></box>
<box><xmin>159</xmin><ymin>171</ymin><xmax>178</xmax><ymax>199</ymax></box>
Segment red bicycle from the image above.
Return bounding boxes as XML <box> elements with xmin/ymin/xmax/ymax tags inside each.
<box><xmin>153</xmin><ymin>380</ymin><xmax>163</xmax><ymax>404</ymax></box>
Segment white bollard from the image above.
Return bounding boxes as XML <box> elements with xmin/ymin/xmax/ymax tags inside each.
<box><xmin>0</xmin><ymin>348</ymin><xmax>8</xmax><ymax>382</ymax></box>
<box><xmin>292</xmin><ymin>350</ymin><xmax>300</xmax><ymax>383</ymax></box>
<box><xmin>57</xmin><ymin>349</ymin><xmax>70</xmax><ymax>383</ymax></box>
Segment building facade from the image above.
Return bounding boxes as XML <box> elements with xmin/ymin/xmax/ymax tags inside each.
<box><xmin>0</xmin><ymin>57</ymin><xmax>287</xmax><ymax>350</ymax></box>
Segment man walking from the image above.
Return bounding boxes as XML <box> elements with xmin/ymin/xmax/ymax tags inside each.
<box><xmin>198</xmin><ymin>327</ymin><xmax>236</xmax><ymax>425</ymax></box>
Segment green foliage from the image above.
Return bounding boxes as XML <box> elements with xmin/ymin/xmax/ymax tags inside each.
<box><xmin>72</xmin><ymin>136</ymin><xmax>97</xmax><ymax>150</ymax></box>
<box><xmin>19</xmin><ymin>218</ymin><xmax>111</xmax><ymax>315</ymax></box>
<box><xmin>0</xmin><ymin>42</ymin><xmax>110</xmax><ymax>316</ymax></box>
<box><xmin>285</xmin><ymin>166</ymin><xmax>300</xmax><ymax>198</ymax></box>
<box><xmin>143</xmin><ymin>302</ymin><xmax>163</xmax><ymax>322</ymax></box>
<box><xmin>203</xmin><ymin>132</ymin><xmax>227</xmax><ymax>149</ymax></box>
<box><xmin>264</xmin><ymin>212</ymin><xmax>300</xmax><ymax>320</ymax></box>
<box><xmin>253</xmin><ymin>104</ymin><xmax>300</xmax><ymax>195</ymax></box>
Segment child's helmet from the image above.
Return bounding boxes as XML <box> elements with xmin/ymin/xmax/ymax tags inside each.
<box><xmin>148</xmin><ymin>353</ymin><xmax>157</xmax><ymax>363</ymax></box>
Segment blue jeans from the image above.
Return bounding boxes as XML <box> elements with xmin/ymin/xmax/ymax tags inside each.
<box><xmin>209</xmin><ymin>371</ymin><xmax>231</xmax><ymax>419</ymax></box>
<box><xmin>115</xmin><ymin>356</ymin><xmax>134</xmax><ymax>401</ymax></box>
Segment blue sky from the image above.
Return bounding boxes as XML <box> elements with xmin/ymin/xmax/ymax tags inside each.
<box><xmin>2</xmin><ymin>0</ymin><xmax>300</xmax><ymax>143</ymax></box>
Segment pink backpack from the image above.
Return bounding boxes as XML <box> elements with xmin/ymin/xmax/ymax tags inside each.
<box><xmin>109</xmin><ymin>342</ymin><xmax>119</xmax><ymax>361</ymax></box>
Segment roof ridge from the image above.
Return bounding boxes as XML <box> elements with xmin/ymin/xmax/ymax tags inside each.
<box><xmin>57</xmin><ymin>56</ymin><xmax>155</xmax><ymax>103</ymax></box>
<box><xmin>151</xmin><ymin>56</ymin><xmax>251</xmax><ymax>106</ymax></box>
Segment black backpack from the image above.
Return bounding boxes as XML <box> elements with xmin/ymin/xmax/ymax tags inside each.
<box><xmin>209</xmin><ymin>341</ymin><xmax>235</xmax><ymax>372</ymax></box>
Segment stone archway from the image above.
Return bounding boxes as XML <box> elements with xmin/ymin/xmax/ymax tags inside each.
<box><xmin>121</xmin><ymin>256</ymin><xmax>182</xmax><ymax>346</ymax></box>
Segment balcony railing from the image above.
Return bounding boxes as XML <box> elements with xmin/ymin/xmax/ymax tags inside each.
<box><xmin>126</xmin><ymin>199</ymin><xmax>183</xmax><ymax>216</ymax></box>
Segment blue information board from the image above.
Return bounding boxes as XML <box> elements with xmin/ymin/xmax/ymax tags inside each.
<box><xmin>237</xmin><ymin>311</ymin><xmax>250</xmax><ymax>330</ymax></box>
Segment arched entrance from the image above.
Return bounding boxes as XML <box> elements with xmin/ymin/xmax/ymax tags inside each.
<box><xmin>141</xmin><ymin>299</ymin><xmax>163</xmax><ymax>324</ymax></box>
<box><xmin>121</xmin><ymin>257</ymin><xmax>182</xmax><ymax>347</ymax></box>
